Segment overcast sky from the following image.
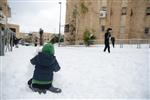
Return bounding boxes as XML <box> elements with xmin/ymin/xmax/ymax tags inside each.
<box><xmin>8</xmin><ymin>0</ymin><xmax>66</xmax><ymax>34</ymax></box>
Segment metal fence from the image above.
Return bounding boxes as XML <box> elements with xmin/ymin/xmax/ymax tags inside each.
<box><xmin>0</xmin><ymin>28</ymin><xmax>14</xmax><ymax>56</ymax></box>
<box><xmin>62</xmin><ymin>39</ymin><xmax>150</xmax><ymax>48</ymax></box>
<box><xmin>115</xmin><ymin>39</ymin><xmax>150</xmax><ymax>48</ymax></box>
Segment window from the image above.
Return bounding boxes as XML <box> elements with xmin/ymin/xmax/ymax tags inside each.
<box><xmin>101</xmin><ymin>7</ymin><xmax>107</xmax><ymax>11</ymax></box>
<box><xmin>99</xmin><ymin>7</ymin><xmax>107</xmax><ymax>18</ymax></box>
<box><xmin>28</xmin><ymin>34</ymin><xmax>32</xmax><ymax>36</ymax></box>
<box><xmin>145</xmin><ymin>27</ymin><xmax>149</xmax><ymax>34</ymax></box>
<box><xmin>99</xmin><ymin>11</ymin><xmax>107</xmax><ymax>18</ymax></box>
<box><xmin>101</xmin><ymin>25</ymin><xmax>105</xmax><ymax>32</ymax></box>
<box><xmin>0</xmin><ymin>7</ymin><xmax>3</xmax><ymax>18</ymax></box>
<box><xmin>146</xmin><ymin>7</ymin><xmax>150</xmax><ymax>15</ymax></box>
<box><xmin>64</xmin><ymin>24</ymin><xmax>69</xmax><ymax>32</ymax></box>
<box><xmin>10</xmin><ymin>28</ymin><xmax>16</xmax><ymax>33</ymax></box>
<box><xmin>120</xmin><ymin>26</ymin><xmax>125</xmax><ymax>34</ymax></box>
<box><xmin>121</xmin><ymin>7</ymin><xmax>127</xmax><ymax>15</ymax></box>
<box><xmin>0</xmin><ymin>7</ymin><xmax>2</xmax><ymax>10</ymax></box>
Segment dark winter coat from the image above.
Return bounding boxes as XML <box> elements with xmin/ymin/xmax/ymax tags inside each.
<box><xmin>104</xmin><ymin>32</ymin><xmax>111</xmax><ymax>44</ymax></box>
<box><xmin>30</xmin><ymin>52</ymin><xmax>60</xmax><ymax>81</ymax></box>
<box><xmin>13</xmin><ymin>35</ymin><xmax>21</xmax><ymax>46</ymax></box>
<box><xmin>111</xmin><ymin>37</ymin><xmax>115</xmax><ymax>43</ymax></box>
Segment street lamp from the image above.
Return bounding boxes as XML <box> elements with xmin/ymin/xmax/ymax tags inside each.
<box><xmin>58</xmin><ymin>2</ymin><xmax>62</xmax><ymax>47</ymax></box>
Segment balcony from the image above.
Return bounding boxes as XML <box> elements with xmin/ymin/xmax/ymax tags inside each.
<box><xmin>0</xmin><ymin>9</ymin><xmax>6</xmax><ymax>24</ymax></box>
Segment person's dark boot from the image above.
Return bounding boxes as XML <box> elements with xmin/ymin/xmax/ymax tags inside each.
<box><xmin>29</xmin><ymin>84</ymin><xmax>47</xmax><ymax>94</ymax></box>
<box><xmin>48</xmin><ymin>86</ymin><xmax>62</xmax><ymax>93</ymax></box>
<box><xmin>28</xmin><ymin>79</ymin><xmax>47</xmax><ymax>94</ymax></box>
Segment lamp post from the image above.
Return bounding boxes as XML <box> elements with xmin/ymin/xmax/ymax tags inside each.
<box><xmin>58</xmin><ymin>2</ymin><xmax>62</xmax><ymax>47</ymax></box>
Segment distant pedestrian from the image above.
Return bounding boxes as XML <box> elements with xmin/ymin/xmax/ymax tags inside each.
<box><xmin>34</xmin><ymin>37</ymin><xmax>38</xmax><ymax>47</ymax></box>
<box><xmin>13</xmin><ymin>35</ymin><xmax>22</xmax><ymax>48</ymax></box>
<box><xmin>104</xmin><ymin>28</ymin><xmax>112</xmax><ymax>53</ymax></box>
<box><xmin>39</xmin><ymin>28</ymin><xmax>44</xmax><ymax>46</ymax></box>
<box><xmin>111</xmin><ymin>37</ymin><xmax>115</xmax><ymax>48</ymax></box>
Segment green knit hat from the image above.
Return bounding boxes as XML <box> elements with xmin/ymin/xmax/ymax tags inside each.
<box><xmin>42</xmin><ymin>43</ymin><xmax>54</xmax><ymax>55</ymax></box>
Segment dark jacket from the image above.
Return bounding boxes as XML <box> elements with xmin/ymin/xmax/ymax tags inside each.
<box><xmin>111</xmin><ymin>37</ymin><xmax>115</xmax><ymax>43</ymax></box>
<box><xmin>104</xmin><ymin>32</ymin><xmax>111</xmax><ymax>44</ymax></box>
<box><xmin>30</xmin><ymin>52</ymin><xmax>60</xmax><ymax>81</ymax></box>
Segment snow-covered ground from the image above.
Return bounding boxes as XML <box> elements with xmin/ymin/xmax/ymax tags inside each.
<box><xmin>0</xmin><ymin>45</ymin><xmax>150</xmax><ymax>100</ymax></box>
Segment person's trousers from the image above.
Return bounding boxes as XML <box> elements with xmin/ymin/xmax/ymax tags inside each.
<box><xmin>28</xmin><ymin>78</ymin><xmax>52</xmax><ymax>89</ymax></box>
<box><xmin>104</xmin><ymin>43</ymin><xmax>110</xmax><ymax>53</ymax></box>
<box><xmin>112</xmin><ymin>42</ymin><xmax>115</xmax><ymax>48</ymax></box>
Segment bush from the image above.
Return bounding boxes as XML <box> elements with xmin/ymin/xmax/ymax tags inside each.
<box><xmin>24</xmin><ymin>36</ymin><xmax>32</xmax><ymax>43</ymax></box>
<box><xmin>80</xmin><ymin>2</ymin><xmax>89</xmax><ymax>15</ymax></box>
<box><xmin>50</xmin><ymin>34</ymin><xmax>64</xmax><ymax>44</ymax></box>
<box><xmin>83</xmin><ymin>30</ymin><xmax>95</xmax><ymax>46</ymax></box>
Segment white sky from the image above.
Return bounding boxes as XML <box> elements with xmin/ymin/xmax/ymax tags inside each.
<box><xmin>8</xmin><ymin>0</ymin><xmax>66</xmax><ymax>34</ymax></box>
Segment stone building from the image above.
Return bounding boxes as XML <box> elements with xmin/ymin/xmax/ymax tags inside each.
<box><xmin>64</xmin><ymin>0</ymin><xmax>150</xmax><ymax>44</ymax></box>
<box><xmin>8</xmin><ymin>23</ymin><xmax>20</xmax><ymax>38</ymax></box>
<box><xmin>0</xmin><ymin>0</ymin><xmax>11</xmax><ymax>28</ymax></box>
<box><xmin>32</xmin><ymin>32</ymin><xmax>53</xmax><ymax>43</ymax></box>
<box><xmin>0</xmin><ymin>0</ymin><xmax>21</xmax><ymax>38</ymax></box>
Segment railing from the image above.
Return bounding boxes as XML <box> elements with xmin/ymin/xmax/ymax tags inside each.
<box><xmin>115</xmin><ymin>39</ymin><xmax>150</xmax><ymax>48</ymax></box>
<box><xmin>63</xmin><ymin>39</ymin><xmax>150</xmax><ymax>48</ymax></box>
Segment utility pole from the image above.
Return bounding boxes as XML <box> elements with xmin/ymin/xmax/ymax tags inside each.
<box><xmin>58</xmin><ymin>2</ymin><xmax>62</xmax><ymax>47</ymax></box>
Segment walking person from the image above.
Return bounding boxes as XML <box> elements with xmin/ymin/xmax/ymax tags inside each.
<box><xmin>39</xmin><ymin>28</ymin><xmax>44</xmax><ymax>46</ymax></box>
<box><xmin>104</xmin><ymin>28</ymin><xmax>112</xmax><ymax>53</ymax></box>
<box><xmin>34</xmin><ymin>37</ymin><xmax>38</xmax><ymax>47</ymax></box>
<box><xmin>111</xmin><ymin>37</ymin><xmax>115</xmax><ymax>48</ymax></box>
<box><xmin>13</xmin><ymin>34</ymin><xmax>22</xmax><ymax>48</ymax></box>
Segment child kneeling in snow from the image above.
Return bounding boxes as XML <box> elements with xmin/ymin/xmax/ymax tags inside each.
<box><xmin>28</xmin><ymin>43</ymin><xmax>61</xmax><ymax>94</ymax></box>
